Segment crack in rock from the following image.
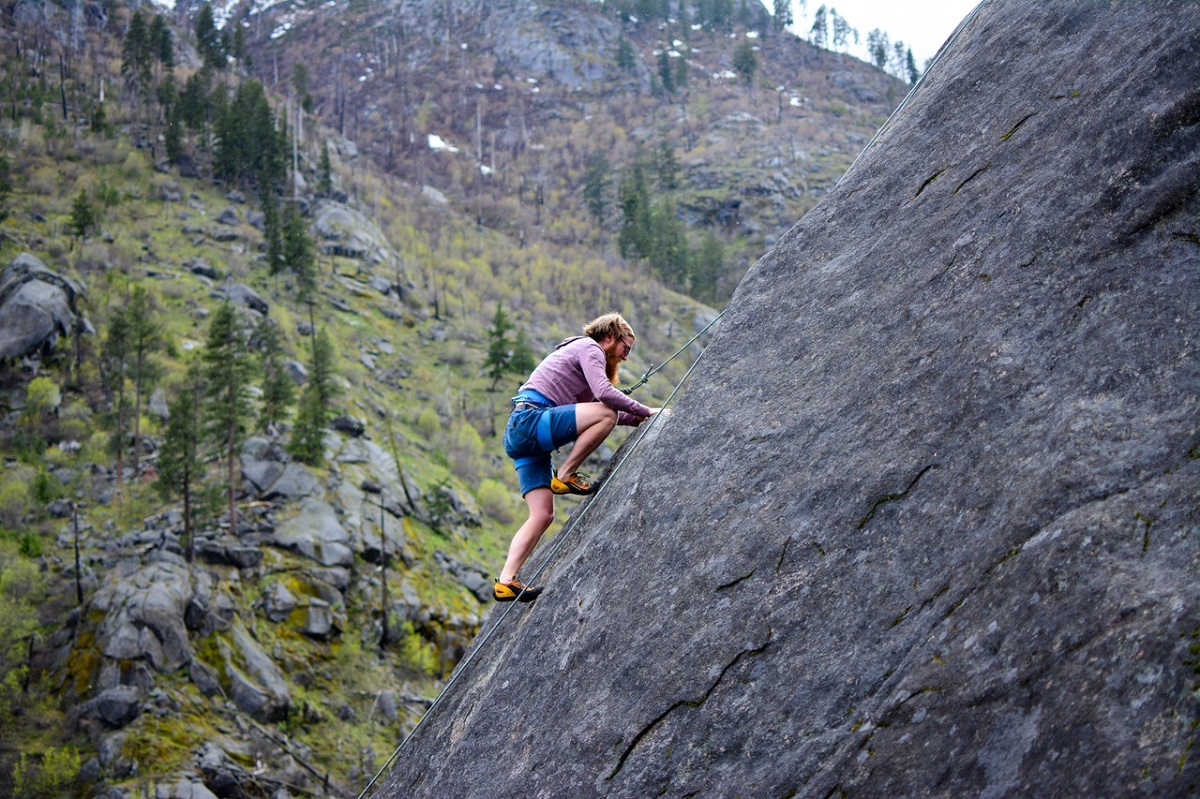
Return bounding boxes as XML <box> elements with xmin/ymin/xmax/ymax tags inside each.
<box><xmin>606</xmin><ymin>636</ymin><xmax>771</xmax><ymax>780</ymax></box>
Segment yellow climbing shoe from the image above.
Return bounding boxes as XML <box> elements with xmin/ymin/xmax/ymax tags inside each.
<box><xmin>550</xmin><ymin>472</ymin><xmax>594</xmax><ymax>495</ymax></box>
<box><xmin>493</xmin><ymin>578</ymin><xmax>542</xmax><ymax>603</ymax></box>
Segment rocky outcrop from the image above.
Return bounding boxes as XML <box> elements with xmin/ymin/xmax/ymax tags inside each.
<box><xmin>0</xmin><ymin>252</ymin><xmax>87</xmax><ymax>360</ymax></box>
<box><xmin>377</xmin><ymin>3</ymin><xmax>1200</xmax><ymax>797</ymax></box>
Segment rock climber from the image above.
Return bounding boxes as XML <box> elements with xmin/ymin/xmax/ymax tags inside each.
<box><xmin>494</xmin><ymin>312</ymin><xmax>663</xmax><ymax>602</ymax></box>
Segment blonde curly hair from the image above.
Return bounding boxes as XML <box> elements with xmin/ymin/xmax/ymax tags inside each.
<box><xmin>582</xmin><ymin>312</ymin><xmax>635</xmax><ymax>344</ymax></box>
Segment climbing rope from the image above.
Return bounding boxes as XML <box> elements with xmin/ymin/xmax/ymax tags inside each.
<box><xmin>622</xmin><ymin>308</ymin><xmax>727</xmax><ymax>395</ymax></box>
<box><xmin>354</xmin><ymin>318</ymin><xmax>722</xmax><ymax>799</ymax></box>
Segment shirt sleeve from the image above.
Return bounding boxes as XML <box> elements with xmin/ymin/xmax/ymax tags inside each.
<box><xmin>579</xmin><ymin>342</ymin><xmax>652</xmax><ymax>420</ymax></box>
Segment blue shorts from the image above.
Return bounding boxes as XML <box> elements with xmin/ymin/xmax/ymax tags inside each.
<box><xmin>504</xmin><ymin>394</ymin><xmax>578</xmax><ymax>496</ymax></box>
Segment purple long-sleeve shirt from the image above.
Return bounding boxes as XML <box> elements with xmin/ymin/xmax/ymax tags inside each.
<box><xmin>520</xmin><ymin>336</ymin><xmax>651</xmax><ymax>426</ymax></box>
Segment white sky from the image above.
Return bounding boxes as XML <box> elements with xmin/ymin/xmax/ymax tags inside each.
<box><xmin>787</xmin><ymin>0</ymin><xmax>981</xmax><ymax>69</ymax></box>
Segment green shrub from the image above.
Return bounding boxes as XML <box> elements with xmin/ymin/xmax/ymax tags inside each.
<box><xmin>0</xmin><ymin>478</ymin><xmax>30</xmax><ymax>529</ymax></box>
<box><xmin>477</xmin><ymin>478</ymin><xmax>516</xmax><ymax>524</ymax></box>
<box><xmin>415</xmin><ymin>407</ymin><xmax>441</xmax><ymax>440</ymax></box>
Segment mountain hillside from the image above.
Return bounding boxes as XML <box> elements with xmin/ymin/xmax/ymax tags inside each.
<box><xmin>171</xmin><ymin>0</ymin><xmax>907</xmax><ymax>300</ymax></box>
<box><xmin>0</xmin><ymin>1</ymin><xmax>913</xmax><ymax>798</ymax></box>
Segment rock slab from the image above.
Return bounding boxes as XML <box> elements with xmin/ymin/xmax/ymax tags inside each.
<box><xmin>378</xmin><ymin>3</ymin><xmax>1200</xmax><ymax>798</ymax></box>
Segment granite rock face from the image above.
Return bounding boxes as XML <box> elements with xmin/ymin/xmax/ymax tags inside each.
<box><xmin>378</xmin><ymin>3</ymin><xmax>1200</xmax><ymax>797</ymax></box>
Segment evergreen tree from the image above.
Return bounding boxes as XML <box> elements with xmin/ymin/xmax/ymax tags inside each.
<box><xmin>121</xmin><ymin>10</ymin><xmax>153</xmax><ymax>97</ymax></box>
<box><xmin>195</xmin><ymin>4</ymin><xmax>224</xmax><ymax>70</ymax></box>
<box><xmin>733</xmin><ymin>39</ymin><xmax>758</xmax><ymax>85</ymax></box>
<box><xmin>256</xmin><ymin>315</ymin><xmax>294</xmax><ymax>431</ymax></box>
<box><xmin>283</xmin><ymin>205</ymin><xmax>318</xmax><ymax>304</ymax></box>
<box><xmin>70</xmin><ymin>190</ymin><xmax>98</xmax><ymax>241</ymax></box>
<box><xmin>772</xmin><ymin>0</ymin><xmax>793</xmax><ymax>32</ymax></box>
<box><xmin>510</xmin><ymin>327</ymin><xmax>536</xmax><ymax>378</ymax></box>
<box><xmin>485</xmin><ymin>303</ymin><xmax>514</xmax><ymax>391</ymax></box>
<box><xmin>164</xmin><ymin>109</ymin><xmax>183</xmax><ymax>163</ymax></box>
<box><xmin>318</xmin><ymin>142</ymin><xmax>333</xmax><ymax>197</ymax></box>
<box><xmin>657</xmin><ymin>48</ymin><xmax>675</xmax><ymax>94</ymax></box>
<box><xmin>654</xmin><ymin>141</ymin><xmax>679</xmax><ymax>191</ymax></box>
<box><xmin>692</xmin><ymin>230</ymin><xmax>725</xmax><ymax>303</ymax></box>
<box><xmin>809</xmin><ymin>4</ymin><xmax>828</xmax><ymax>48</ymax></box>
<box><xmin>157</xmin><ymin>370</ymin><xmax>204</xmax><ymax>562</ymax></box>
<box><xmin>289</xmin><ymin>387</ymin><xmax>326</xmax><ymax>466</ymax></box>
<box><xmin>151</xmin><ymin>14</ymin><xmax>175</xmax><ymax>71</ymax></box>
<box><xmin>616</xmin><ymin>37</ymin><xmax>638</xmax><ymax>74</ymax></box>
<box><xmin>618</xmin><ymin>158</ymin><xmax>653</xmax><ymax>259</ymax></box>
<box><xmin>650</xmin><ymin>197</ymin><xmax>689</xmax><ymax>289</ymax></box>
<box><xmin>674</xmin><ymin>49</ymin><xmax>689</xmax><ymax>90</ymax></box>
<box><xmin>101</xmin><ymin>308</ymin><xmax>131</xmax><ymax>495</ymax></box>
<box><xmin>289</xmin><ymin>330</ymin><xmax>337</xmax><ymax>466</ymax></box>
<box><xmin>831</xmin><ymin>11</ymin><xmax>857</xmax><ymax>51</ymax></box>
<box><xmin>201</xmin><ymin>302</ymin><xmax>254</xmax><ymax>533</ymax></box>
<box><xmin>583</xmin><ymin>151</ymin><xmax>611</xmax><ymax>231</ymax></box>
<box><xmin>126</xmin><ymin>286</ymin><xmax>164</xmax><ymax>479</ymax></box>
<box><xmin>214</xmin><ymin>80</ymin><xmax>285</xmax><ymax>191</ymax></box>
<box><xmin>866</xmin><ymin>29</ymin><xmax>890</xmax><ymax>70</ymax></box>
<box><xmin>905</xmin><ymin>47</ymin><xmax>920</xmax><ymax>83</ymax></box>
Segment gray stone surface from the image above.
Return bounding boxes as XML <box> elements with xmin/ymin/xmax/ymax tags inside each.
<box><xmin>378</xmin><ymin>3</ymin><xmax>1200</xmax><ymax>797</ymax></box>
<box><xmin>272</xmin><ymin>498</ymin><xmax>353</xmax><ymax>567</ymax></box>
<box><xmin>0</xmin><ymin>252</ymin><xmax>86</xmax><ymax>359</ymax></box>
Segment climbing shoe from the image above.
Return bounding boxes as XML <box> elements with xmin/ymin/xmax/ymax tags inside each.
<box><xmin>551</xmin><ymin>472</ymin><xmax>594</xmax><ymax>495</ymax></box>
<box><xmin>493</xmin><ymin>578</ymin><xmax>542</xmax><ymax>603</ymax></box>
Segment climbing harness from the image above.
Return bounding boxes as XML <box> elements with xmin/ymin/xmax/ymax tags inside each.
<box><xmin>354</xmin><ymin>317</ymin><xmax>722</xmax><ymax>799</ymax></box>
<box><xmin>621</xmin><ymin>308</ymin><xmax>726</xmax><ymax>395</ymax></box>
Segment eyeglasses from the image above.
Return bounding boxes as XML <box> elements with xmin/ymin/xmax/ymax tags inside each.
<box><xmin>621</xmin><ymin>337</ymin><xmax>634</xmax><ymax>354</ymax></box>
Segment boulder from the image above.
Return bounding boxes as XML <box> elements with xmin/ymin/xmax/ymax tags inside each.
<box><xmin>224</xmin><ymin>282</ymin><xmax>269</xmax><ymax>315</ymax></box>
<box><xmin>376</xmin><ymin>3</ymin><xmax>1200</xmax><ymax>798</ymax></box>
<box><xmin>0</xmin><ymin>252</ymin><xmax>86</xmax><ymax>360</ymax></box>
<box><xmin>87</xmin><ymin>561</ymin><xmax>194</xmax><ymax>675</ymax></box>
<box><xmin>226</xmin><ymin>619</ymin><xmax>290</xmax><ymax>723</ymax></box>
<box><xmin>86</xmin><ymin>685</ymin><xmax>141</xmax><ymax>728</ymax></box>
<box><xmin>263</xmin><ymin>580</ymin><xmax>298</xmax><ymax>623</ymax></box>
<box><xmin>272</xmin><ymin>498</ymin><xmax>353</xmax><ymax>567</ymax></box>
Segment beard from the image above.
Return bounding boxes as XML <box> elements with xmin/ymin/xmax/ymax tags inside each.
<box><xmin>604</xmin><ymin>344</ymin><xmax>622</xmax><ymax>385</ymax></box>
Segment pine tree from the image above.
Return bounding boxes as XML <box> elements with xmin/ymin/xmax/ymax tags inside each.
<box><xmin>101</xmin><ymin>308</ymin><xmax>131</xmax><ymax>496</ymax></box>
<box><xmin>654</xmin><ymin>141</ymin><xmax>679</xmax><ymax>191</ymax></box>
<box><xmin>583</xmin><ymin>151</ymin><xmax>611</xmax><ymax>231</ymax></box>
<box><xmin>733</xmin><ymin>39</ymin><xmax>758</xmax><ymax>85</ymax></box>
<box><xmin>510</xmin><ymin>327</ymin><xmax>536</xmax><ymax>378</ymax></box>
<box><xmin>867</xmin><ymin>29</ymin><xmax>890</xmax><ymax>70</ymax></box>
<box><xmin>157</xmin><ymin>370</ymin><xmax>204</xmax><ymax>562</ymax></box>
<box><xmin>616</xmin><ymin>37</ymin><xmax>637</xmax><ymax>74</ymax></box>
<box><xmin>657</xmin><ymin>48</ymin><xmax>675</xmax><ymax>95</ymax></box>
<box><xmin>70</xmin><ymin>190</ymin><xmax>97</xmax><ymax>242</ymax></box>
<box><xmin>201</xmin><ymin>302</ymin><xmax>254</xmax><ymax>533</ymax></box>
<box><xmin>289</xmin><ymin>329</ymin><xmax>337</xmax><ymax>466</ymax></box>
<box><xmin>256</xmin><ymin>315</ymin><xmax>294</xmax><ymax>432</ymax></box>
<box><xmin>809</xmin><ymin>4</ymin><xmax>828</xmax><ymax>48</ymax></box>
<box><xmin>121</xmin><ymin>10</ymin><xmax>153</xmax><ymax>98</ymax></box>
<box><xmin>485</xmin><ymin>303</ymin><xmax>514</xmax><ymax>391</ymax></box>
<box><xmin>126</xmin><ymin>286</ymin><xmax>164</xmax><ymax>479</ymax></box>
<box><xmin>195</xmin><ymin>5</ymin><xmax>224</xmax><ymax>71</ymax></box>
<box><xmin>283</xmin><ymin>205</ymin><xmax>318</xmax><ymax>304</ymax></box>
<box><xmin>772</xmin><ymin>0</ymin><xmax>793</xmax><ymax>32</ymax></box>
<box><xmin>318</xmin><ymin>142</ymin><xmax>333</xmax><ymax>197</ymax></box>
<box><xmin>151</xmin><ymin>14</ymin><xmax>174</xmax><ymax>71</ymax></box>
<box><xmin>618</xmin><ymin>158</ymin><xmax>653</xmax><ymax>259</ymax></box>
